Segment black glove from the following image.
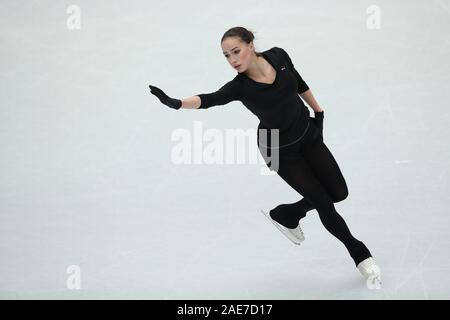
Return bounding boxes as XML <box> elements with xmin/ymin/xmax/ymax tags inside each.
<box><xmin>149</xmin><ymin>85</ymin><xmax>182</xmax><ymax>110</ymax></box>
<box><xmin>314</xmin><ymin>111</ymin><xmax>324</xmax><ymax>135</ymax></box>
<box><xmin>310</xmin><ymin>111</ymin><xmax>324</xmax><ymax>140</ymax></box>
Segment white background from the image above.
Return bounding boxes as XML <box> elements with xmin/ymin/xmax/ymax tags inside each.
<box><xmin>1</xmin><ymin>0</ymin><xmax>449</xmax><ymax>299</ymax></box>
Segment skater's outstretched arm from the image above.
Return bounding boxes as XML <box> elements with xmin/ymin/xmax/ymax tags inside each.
<box><xmin>148</xmin><ymin>85</ymin><xmax>202</xmax><ymax>109</ymax></box>
<box><xmin>149</xmin><ymin>79</ymin><xmax>240</xmax><ymax>110</ymax></box>
<box><xmin>149</xmin><ymin>85</ymin><xmax>183</xmax><ymax>109</ymax></box>
<box><xmin>196</xmin><ymin>79</ymin><xmax>241</xmax><ymax>109</ymax></box>
<box><xmin>181</xmin><ymin>96</ymin><xmax>202</xmax><ymax>109</ymax></box>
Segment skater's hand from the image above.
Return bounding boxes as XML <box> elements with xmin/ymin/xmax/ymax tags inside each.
<box><xmin>149</xmin><ymin>85</ymin><xmax>182</xmax><ymax>110</ymax></box>
<box><xmin>314</xmin><ymin>111</ymin><xmax>324</xmax><ymax>135</ymax></box>
<box><xmin>310</xmin><ymin>110</ymin><xmax>324</xmax><ymax>140</ymax></box>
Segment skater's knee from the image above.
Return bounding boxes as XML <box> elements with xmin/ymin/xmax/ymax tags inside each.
<box><xmin>331</xmin><ymin>185</ymin><xmax>348</xmax><ymax>202</ymax></box>
<box><xmin>332</xmin><ymin>188</ymin><xmax>348</xmax><ymax>203</ymax></box>
<box><xmin>308</xmin><ymin>193</ymin><xmax>334</xmax><ymax>210</ymax></box>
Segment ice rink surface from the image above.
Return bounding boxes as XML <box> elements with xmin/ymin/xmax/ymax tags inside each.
<box><xmin>1</xmin><ymin>0</ymin><xmax>449</xmax><ymax>299</ymax></box>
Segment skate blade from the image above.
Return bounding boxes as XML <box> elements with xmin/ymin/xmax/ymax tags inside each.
<box><xmin>366</xmin><ymin>275</ymin><xmax>382</xmax><ymax>289</ymax></box>
<box><xmin>369</xmin><ymin>274</ymin><xmax>382</xmax><ymax>285</ymax></box>
<box><xmin>261</xmin><ymin>209</ymin><xmax>304</xmax><ymax>245</ymax></box>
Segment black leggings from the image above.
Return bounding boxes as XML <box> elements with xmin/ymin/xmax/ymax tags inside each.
<box><xmin>258</xmin><ymin>117</ymin><xmax>372</xmax><ymax>266</ymax></box>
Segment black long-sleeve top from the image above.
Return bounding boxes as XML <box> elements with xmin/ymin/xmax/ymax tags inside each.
<box><xmin>197</xmin><ymin>46</ymin><xmax>311</xmax><ymax>147</ymax></box>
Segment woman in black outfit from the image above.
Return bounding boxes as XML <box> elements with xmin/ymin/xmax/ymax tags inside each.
<box><xmin>149</xmin><ymin>26</ymin><xmax>381</xmax><ymax>284</ymax></box>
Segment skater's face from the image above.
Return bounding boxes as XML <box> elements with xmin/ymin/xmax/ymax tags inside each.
<box><xmin>221</xmin><ymin>37</ymin><xmax>255</xmax><ymax>73</ymax></box>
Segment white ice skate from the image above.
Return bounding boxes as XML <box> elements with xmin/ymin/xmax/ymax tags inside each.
<box><xmin>357</xmin><ymin>257</ymin><xmax>382</xmax><ymax>286</ymax></box>
<box><xmin>261</xmin><ymin>209</ymin><xmax>305</xmax><ymax>245</ymax></box>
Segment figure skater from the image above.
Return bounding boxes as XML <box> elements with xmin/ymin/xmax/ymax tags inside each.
<box><xmin>149</xmin><ymin>26</ymin><xmax>381</xmax><ymax>284</ymax></box>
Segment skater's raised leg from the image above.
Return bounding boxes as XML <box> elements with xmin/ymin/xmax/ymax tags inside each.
<box><xmin>274</xmin><ymin>139</ymin><xmax>372</xmax><ymax>266</ymax></box>
<box><xmin>269</xmin><ymin>198</ymin><xmax>315</xmax><ymax>229</ymax></box>
<box><xmin>262</xmin><ymin>209</ymin><xmax>305</xmax><ymax>245</ymax></box>
<box><xmin>270</xmin><ymin>139</ymin><xmax>350</xmax><ymax>229</ymax></box>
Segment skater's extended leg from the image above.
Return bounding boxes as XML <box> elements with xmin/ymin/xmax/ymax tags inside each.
<box><xmin>271</xmin><ymin>140</ymin><xmax>350</xmax><ymax>227</ymax></box>
<box><xmin>302</xmin><ymin>139</ymin><xmax>349</xmax><ymax>203</ymax></box>
<box><xmin>269</xmin><ymin>198</ymin><xmax>314</xmax><ymax>228</ymax></box>
<box><xmin>274</xmin><ymin>154</ymin><xmax>371</xmax><ymax>266</ymax></box>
